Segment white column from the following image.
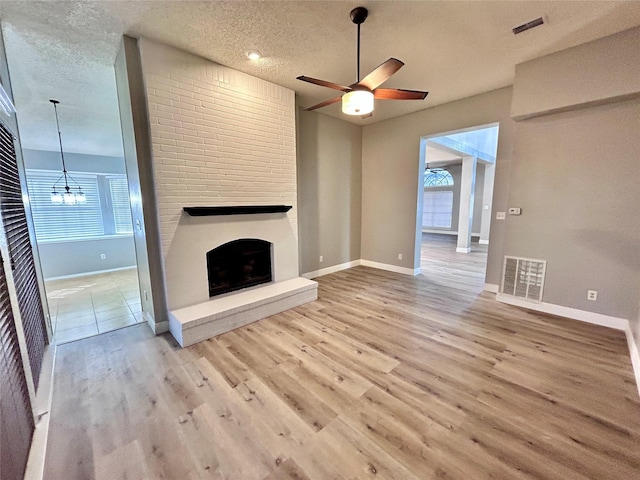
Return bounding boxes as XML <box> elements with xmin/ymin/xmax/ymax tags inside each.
<box><xmin>479</xmin><ymin>164</ymin><xmax>495</xmax><ymax>245</ymax></box>
<box><xmin>457</xmin><ymin>156</ymin><xmax>477</xmax><ymax>253</ymax></box>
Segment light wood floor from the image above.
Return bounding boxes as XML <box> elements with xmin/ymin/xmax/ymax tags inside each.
<box><xmin>45</xmin><ymin>237</ymin><xmax>640</xmax><ymax>479</ymax></box>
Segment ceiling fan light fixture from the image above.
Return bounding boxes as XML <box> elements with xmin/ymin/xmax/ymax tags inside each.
<box><xmin>342</xmin><ymin>89</ymin><xmax>374</xmax><ymax>115</ymax></box>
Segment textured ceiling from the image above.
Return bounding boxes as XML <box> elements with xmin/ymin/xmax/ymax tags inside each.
<box><xmin>2</xmin><ymin>1</ymin><xmax>640</xmax><ymax>156</ymax></box>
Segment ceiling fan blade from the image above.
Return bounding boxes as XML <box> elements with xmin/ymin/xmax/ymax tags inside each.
<box><xmin>303</xmin><ymin>96</ymin><xmax>342</xmax><ymax>111</ymax></box>
<box><xmin>374</xmin><ymin>88</ymin><xmax>429</xmax><ymax>100</ymax></box>
<box><xmin>358</xmin><ymin>58</ymin><xmax>404</xmax><ymax>90</ymax></box>
<box><xmin>296</xmin><ymin>76</ymin><xmax>351</xmax><ymax>92</ymax></box>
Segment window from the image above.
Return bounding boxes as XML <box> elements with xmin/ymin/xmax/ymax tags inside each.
<box><xmin>26</xmin><ymin>171</ymin><xmax>104</xmax><ymax>241</ymax></box>
<box><xmin>424</xmin><ymin>168</ymin><xmax>454</xmax><ymax>187</ymax></box>
<box><xmin>108</xmin><ymin>176</ymin><xmax>133</xmax><ymax>234</ymax></box>
<box><xmin>26</xmin><ymin>170</ymin><xmax>133</xmax><ymax>242</ymax></box>
<box><xmin>423</xmin><ymin>191</ymin><xmax>454</xmax><ymax>228</ymax></box>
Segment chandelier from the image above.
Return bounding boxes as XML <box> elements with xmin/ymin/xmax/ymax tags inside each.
<box><xmin>49</xmin><ymin>99</ymin><xmax>85</xmax><ymax>205</ymax></box>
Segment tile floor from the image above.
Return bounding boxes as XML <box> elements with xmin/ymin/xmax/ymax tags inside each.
<box><xmin>45</xmin><ymin>268</ymin><xmax>143</xmax><ymax>344</ymax></box>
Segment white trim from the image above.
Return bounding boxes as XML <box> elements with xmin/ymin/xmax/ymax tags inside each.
<box><xmin>301</xmin><ymin>260</ymin><xmax>362</xmax><ymax>279</ymax></box>
<box><xmin>360</xmin><ymin>259</ymin><xmax>420</xmax><ymax>276</ymax></box>
<box><xmin>624</xmin><ymin>324</ymin><xmax>640</xmax><ymax>398</ymax></box>
<box><xmin>496</xmin><ymin>293</ymin><xmax>628</xmax><ymax>330</ymax></box>
<box><xmin>44</xmin><ymin>265</ymin><xmax>137</xmax><ymax>281</ymax></box>
<box><xmin>456</xmin><ymin>247</ymin><xmax>471</xmax><ymax>253</ymax></box>
<box><xmin>479</xmin><ymin>239</ymin><xmax>489</xmax><ymax>245</ymax></box>
<box><xmin>496</xmin><ymin>293</ymin><xmax>640</xmax><ymax>398</ymax></box>
<box><xmin>24</xmin><ymin>344</ymin><xmax>56</xmax><ymax>480</ymax></box>
<box><xmin>421</xmin><ymin>229</ymin><xmax>482</xmax><ymax>236</ymax></box>
<box><xmin>143</xmin><ymin>308</ymin><xmax>169</xmax><ymax>335</ymax></box>
<box><xmin>484</xmin><ymin>283</ymin><xmax>499</xmax><ymax>293</ymax></box>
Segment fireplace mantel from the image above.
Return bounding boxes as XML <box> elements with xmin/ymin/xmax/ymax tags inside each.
<box><xmin>183</xmin><ymin>205</ymin><xmax>292</xmax><ymax>216</ymax></box>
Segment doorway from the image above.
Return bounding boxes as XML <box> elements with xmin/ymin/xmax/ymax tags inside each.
<box><xmin>4</xmin><ymin>25</ymin><xmax>142</xmax><ymax>344</ymax></box>
<box><xmin>417</xmin><ymin>124</ymin><xmax>499</xmax><ymax>292</ymax></box>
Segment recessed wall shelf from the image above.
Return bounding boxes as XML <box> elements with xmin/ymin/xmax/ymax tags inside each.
<box><xmin>183</xmin><ymin>205</ymin><xmax>292</xmax><ymax>216</ymax></box>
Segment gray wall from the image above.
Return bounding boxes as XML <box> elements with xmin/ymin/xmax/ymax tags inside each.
<box><xmin>38</xmin><ymin>237</ymin><xmax>136</xmax><ymax>279</ymax></box>
<box><xmin>361</xmin><ymin>68</ymin><xmax>638</xmax><ymax>360</ymax></box>
<box><xmin>114</xmin><ymin>36</ymin><xmax>168</xmax><ymax>331</ymax></box>
<box><xmin>22</xmin><ymin>149</ymin><xmax>126</xmax><ymax>174</ymax></box>
<box><xmin>22</xmin><ymin>148</ymin><xmax>136</xmax><ymax>279</ymax></box>
<box><xmin>297</xmin><ymin>109</ymin><xmax>362</xmax><ymax>274</ymax></box>
<box><xmin>505</xmin><ymin>99</ymin><xmax>640</xmax><ymax>321</ymax></box>
<box><xmin>361</xmin><ymin>87</ymin><xmax>515</xmax><ymax>283</ymax></box>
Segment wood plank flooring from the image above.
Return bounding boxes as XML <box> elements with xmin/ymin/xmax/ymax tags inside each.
<box><xmin>44</xmin><ymin>236</ymin><xmax>640</xmax><ymax>479</ymax></box>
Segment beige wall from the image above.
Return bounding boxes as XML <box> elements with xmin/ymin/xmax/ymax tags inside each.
<box><xmin>506</xmin><ymin>99</ymin><xmax>640</xmax><ymax>320</ymax></box>
<box><xmin>115</xmin><ymin>37</ymin><xmax>169</xmax><ymax>330</ymax></box>
<box><xmin>297</xmin><ymin>109</ymin><xmax>362</xmax><ymax>274</ymax></box>
<box><xmin>511</xmin><ymin>26</ymin><xmax>640</xmax><ymax>120</ymax></box>
<box><xmin>361</xmin><ymin>87</ymin><xmax>515</xmax><ymax>284</ymax></box>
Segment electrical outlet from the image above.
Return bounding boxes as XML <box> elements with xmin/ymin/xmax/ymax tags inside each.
<box><xmin>508</xmin><ymin>207</ymin><xmax>522</xmax><ymax>215</ymax></box>
<box><xmin>398</xmin><ymin>253</ymin><xmax>403</xmax><ymax>260</ymax></box>
<box><xmin>319</xmin><ymin>255</ymin><xmax>323</xmax><ymax>263</ymax></box>
<box><xmin>100</xmin><ymin>253</ymin><xmax>106</xmax><ymax>260</ymax></box>
<box><xmin>587</xmin><ymin>290</ymin><xmax>598</xmax><ymax>301</ymax></box>
<box><xmin>496</xmin><ymin>212</ymin><xmax>506</xmax><ymax>220</ymax></box>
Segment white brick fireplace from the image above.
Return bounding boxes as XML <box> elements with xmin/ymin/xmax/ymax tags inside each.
<box><xmin>137</xmin><ymin>39</ymin><xmax>316</xmax><ymax>346</ymax></box>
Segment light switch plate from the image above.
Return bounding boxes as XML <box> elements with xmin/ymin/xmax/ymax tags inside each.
<box><xmin>496</xmin><ymin>211</ymin><xmax>506</xmax><ymax>220</ymax></box>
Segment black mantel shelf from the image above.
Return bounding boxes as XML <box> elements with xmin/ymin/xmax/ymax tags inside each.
<box><xmin>183</xmin><ymin>205</ymin><xmax>292</xmax><ymax>216</ymax></box>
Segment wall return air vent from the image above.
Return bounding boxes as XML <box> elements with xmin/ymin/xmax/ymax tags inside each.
<box><xmin>501</xmin><ymin>256</ymin><xmax>546</xmax><ymax>302</ymax></box>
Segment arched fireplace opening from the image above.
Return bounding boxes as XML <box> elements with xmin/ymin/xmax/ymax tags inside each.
<box><xmin>206</xmin><ymin>239</ymin><xmax>272</xmax><ymax>297</ymax></box>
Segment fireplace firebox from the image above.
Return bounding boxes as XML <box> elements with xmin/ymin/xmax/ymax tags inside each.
<box><xmin>206</xmin><ymin>239</ymin><xmax>272</xmax><ymax>297</ymax></box>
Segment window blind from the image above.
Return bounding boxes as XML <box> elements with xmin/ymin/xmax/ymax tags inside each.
<box><xmin>108</xmin><ymin>176</ymin><xmax>133</xmax><ymax>234</ymax></box>
<box><xmin>26</xmin><ymin>170</ymin><xmax>104</xmax><ymax>241</ymax></box>
<box><xmin>423</xmin><ymin>190</ymin><xmax>454</xmax><ymax>228</ymax></box>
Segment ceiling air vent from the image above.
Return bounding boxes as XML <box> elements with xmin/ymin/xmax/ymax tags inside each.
<box><xmin>512</xmin><ymin>17</ymin><xmax>545</xmax><ymax>35</ymax></box>
<box><xmin>501</xmin><ymin>256</ymin><xmax>546</xmax><ymax>302</ymax></box>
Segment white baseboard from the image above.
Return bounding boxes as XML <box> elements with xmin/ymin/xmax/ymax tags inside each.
<box><xmin>302</xmin><ymin>260</ymin><xmax>362</xmax><ymax>279</ymax></box>
<box><xmin>484</xmin><ymin>283</ymin><xmax>499</xmax><ymax>293</ymax></box>
<box><xmin>360</xmin><ymin>259</ymin><xmax>420</xmax><ymax>276</ymax></box>
<box><xmin>479</xmin><ymin>239</ymin><xmax>489</xmax><ymax>245</ymax></box>
<box><xmin>422</xmin><ymin>230</ymin><xmax>481</xmax><ymax>237</ymax></box>
<box><xmin>44</xmin><ymin>265</ymin><xmax>137</xmax><ymax>281</ymax></box>
<box><xmin>624</xmin><ymin>324</ymin><xmax>640</xmax><ymax>398</ymax></box>
<box><xmin>456</xmin><ymin>247</ymin><xmax>471</xmax><ymax>253</ymax></box>
<box><xmin>148</xmin><ymin>314</ymin><xmax>170</xmax><ymax>335</ymax></box>
<box><xmin>496</xmin><ymin>294</ymin><xmax>629</xmax><ymax>330</ymax></box>
<box><xmin>24</xmin><ymin>343</ymin><xmax>57</xmax><ymax>480</ymax></box>
<box><xmin>496</xmin><ymin>293</ymin><xmax>640</xmax><ymax>398</ymax></box>
<box><xmin>303</xmin><ymin>259</ymin><xmax>423</xmax><ymax>279</ymax></box>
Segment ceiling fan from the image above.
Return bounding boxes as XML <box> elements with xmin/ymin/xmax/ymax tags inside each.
<box><xmin>297</xmin><ymin>6</ymin><xmax>429</xmax><ymax>118</ymax></box>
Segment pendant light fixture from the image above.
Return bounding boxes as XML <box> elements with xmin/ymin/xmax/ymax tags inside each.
<box><xmin>49</xmin><ymin>99</ymin><xmax>85</xmax><ymax>205</ymax></box>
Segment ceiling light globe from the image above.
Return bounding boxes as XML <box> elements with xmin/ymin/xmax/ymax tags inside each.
<box><xmin>342</xmin><ymin>90</ymin><xmax>374</xmax><ymax>115</ymax></box>
<box><xmin>63</xmin><ymin>191</ymin><xmax>76</xmax><ymax>205</ymax></box>
<box><xmin>51</xmin><ymin>190</ymin><xmax>63</xmax><ymax>204</ymax></box>
<box><xmin>246</xmin><ymin>50</ymin><xmax>261</xmax><ymax>60</ymax></box>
